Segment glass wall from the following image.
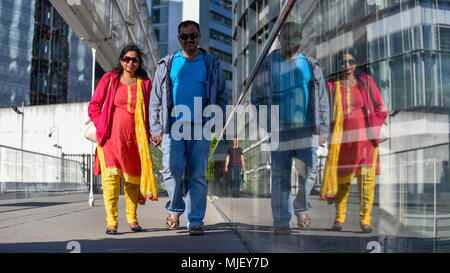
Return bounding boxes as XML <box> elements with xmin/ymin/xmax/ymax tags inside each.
<box><xmin>208</xmin><ymin>0</ymin><xmax>450</xmax><ymax>252</ymax></box>
<box><xmin>0</xmin><ymin>0</ymin><xmax>35</xmax><ymax>108</ymax></box>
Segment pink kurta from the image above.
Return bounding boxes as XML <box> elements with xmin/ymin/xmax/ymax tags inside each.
<box><xmin>101</xmin><ymin>82</ymin><xmax>141</xmax><ymax>178</ymax></box>
<box><xmin>337</xmin><ymin>84</ymin><xmax>376</xmax><ymax>176</ymax></box>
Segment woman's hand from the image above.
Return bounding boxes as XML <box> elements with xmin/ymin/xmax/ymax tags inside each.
<box><xmin>152</xmin><ymin>134</ymin><xmax>163</xmax><ymax>146</ymax></box>
<box><xmin>319</xmin><ymin>135</ymin><xmax>327</xmax><ymax>147</ymax></box>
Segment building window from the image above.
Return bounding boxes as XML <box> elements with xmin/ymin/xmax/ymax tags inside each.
<box><xmin>154</xmin><ymin>25</ymin><xmax>168</xmax><ymax>43</ymax></box>
<box><xmin>210</xmin><ymin>29</ymin><xmax>232</xmax><ymax>46</ymax></box>
<box><xmin>152</xmin><ymin>7</ymin><xmax>168</xmax><ymax>24</ymax></box>
<box><xmin>152</xmin><ymin>0</ymin><xmax>169</xmax><ymax>6</ymax></box>
<box><xmin>210</xmin><ymin>47</ymin><xmax>232</xmax><ymax>63</ymax></box>
<box><xmin>210</xmin><ymin>11</ymin><xmax>232</xmax><ymax>28</ymax></box>
<box><xmin>210</xmin><ymin>0</ymin><xmax>232</xmax><ymax>10</ymax></box>
<box><xmin>224</xmin><ymin>70</ymin><xmax>232</xmax><ymax>81</ymax></box>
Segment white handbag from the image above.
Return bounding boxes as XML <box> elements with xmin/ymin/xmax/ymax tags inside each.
<box><xmin>379</xmin><ymin>121</ymin><xmax>388</xmax><ymax>143</ymax></box>
<box><xmin>84</xmin><ymin>119</ymin><xmax>97</xmax><ymax>143</ymax></box>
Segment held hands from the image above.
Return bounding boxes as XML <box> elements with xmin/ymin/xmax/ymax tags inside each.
<box><xmin>319</xmin><ymin>135</ymin><xmax>327</xmax><ymax>147</ymax></box>
<box><xmin>152</xmin><ymin>134</ymin><xmax>163</xmax><ymax>146</ymax></box>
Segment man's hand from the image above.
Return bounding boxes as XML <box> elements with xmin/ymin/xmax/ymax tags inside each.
<box><xmin>152</xmin><ymin>134</ymin><xmax>163</xmax><ymax>147</ymax></box>
<box><xmin>319</xmin><ymin>135</ymin><xmax>327</xmax><ymax>147</ymax></box>
<box><xmin>224</xmin><ymin>166</ymin><xmax>228</xmax><ymax>173</ymax></box>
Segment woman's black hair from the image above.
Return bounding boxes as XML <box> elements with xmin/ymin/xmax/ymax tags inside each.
<box><xmin>112</xmin><ymin>44</ymin><xmax>148</xmax><ymax>79</ymax></box>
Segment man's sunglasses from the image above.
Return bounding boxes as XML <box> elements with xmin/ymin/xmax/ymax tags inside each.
<box><xmin>122</xmin><ymin>56</ymin><xmax>139</xmax><ymax>64</ymax></box>
<box><xmin>179</xmin><ymin>32</ymin><xmax>199</xmax><ymax>41</ymax></box>
<box><xmin>340</xmin><ymin>59</ymin><xmax>356</xmax><ymax>66</ymax></box>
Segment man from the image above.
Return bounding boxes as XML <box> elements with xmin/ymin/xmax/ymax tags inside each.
<box><xmin>150</xmin><ymin>20</ymin><xmax>227</xmax><ymax>235</ymax></box>
<box><xmin>224</xmin><ymin>137</ymin><xmax>246</xmax><ymax>198</ymax></box>
<box><xmin>251</xmin><ymin>21</ymin><xmax>330</xmax><ymax>234</ymax></box>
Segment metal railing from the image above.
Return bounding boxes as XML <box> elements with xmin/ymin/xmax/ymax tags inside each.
<box><xmin>0</xmin><ymin>145</ymin><xmax>88</xmax><ymax>194</ymax></box>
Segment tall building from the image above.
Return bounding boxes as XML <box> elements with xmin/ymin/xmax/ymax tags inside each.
<box><xmin>150</xmin><ymin>0</ymin><xmax>233</xmax><ymax>102</ymax></box>
<box><xmin>0</xmin><ymin>0</ymin><xmax>94</xmax><ymax>108</ymax></box>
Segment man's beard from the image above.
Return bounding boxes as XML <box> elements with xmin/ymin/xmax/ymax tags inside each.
<box><xmin>184</xmin><ymin>42</ymin><xmax>197</xmax><ymax>53</ymax></box>
<box><xmin>281</xmin><ymin>43</ymin><xmax>301</xmax><ymax>57</ymax></box>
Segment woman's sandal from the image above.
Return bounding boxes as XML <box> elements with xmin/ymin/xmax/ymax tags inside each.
<box><xmin>129</xmin><ymin>223</ymin><xmax>143</xmax><ymax>232</ymax></box>
<box><xmin>166</xmin><ymin>214</ymin><xmax>179</xmax><ymax>230</ymax></box>
<box><xmin>360</xmin><ymin>224</ymin><xmax>373</xmax><ymax>233</ymax></box>
<box><xmin>297</xmin><ymin>215</ymin><xmax>311</xmax><ymax>230</ymax></box>
<box><xmin>331</xmin><ymin>222</ymin><xmax>344</xmax><ymax>231</ymax></box>
<box><xmin>106</xmin><ymin>226</ymin><xmax>118</xmax><ymax>235</ymax></box>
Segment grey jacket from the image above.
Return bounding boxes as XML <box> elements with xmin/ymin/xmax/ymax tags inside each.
<box><xmin>251</xmin><ymin>50</ymin><xmax>330</xmax><ymax>136</ymax></box>
<box><xmin>150</xmin><ymin>48</ymin><xmax>228</xmax><ymax>136</ymax></box>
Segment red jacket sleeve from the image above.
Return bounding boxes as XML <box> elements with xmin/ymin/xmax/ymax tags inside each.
<box><xmin>367</xmin><ymin>75</ymin><xmax>387</xmax><ymax>128</ymax></box>
<box><xmin>88</xmin><ymin>72</ymin><xmax>112</xmax><ymax>127</ymax></box>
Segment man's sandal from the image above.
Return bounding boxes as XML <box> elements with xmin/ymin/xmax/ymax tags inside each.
<box><xmin>297</xmin><ymin>215</ymin><xmax>311</xmax><ymax>230</ymax></box>
<box><xmin>166</xmin><ymin>214</ymin><xmax>179</xmax><ymax>230</ymax></box>
<box><xmin>189</xmin><ymin>226</ymin><xmax>204</xmax><ymax>235</ymax></box>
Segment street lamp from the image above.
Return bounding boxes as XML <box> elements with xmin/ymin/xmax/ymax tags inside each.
<box><xmin>10</xmin><ymin>102</ymin><xmax>24</xmax><ymax>182</ymax></box>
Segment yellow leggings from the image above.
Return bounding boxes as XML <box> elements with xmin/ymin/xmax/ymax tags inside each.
<box><xmin>101</xmin><ymin>175</ymin><xmax>140</xmax><ymax>228</ymax></box>
<box><xmin>335</xmin><ymin>147</ymin><xmax>378</xmax><ymax>226</ymax></box>
<box><xmin>98</xmin><ymin>146</ymin><xmax>140</xmax><ymax>228</ymax></box>
<box><xmin>334</xmin><ymin>173</ymin><xmax>375</xmax><ymax>226</ymax></box>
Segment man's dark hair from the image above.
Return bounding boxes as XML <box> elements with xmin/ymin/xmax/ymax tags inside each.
<box><xmin>178</xmin><ymin>20</ymin><xmax>200</xmax><ymax>33</ymax></box>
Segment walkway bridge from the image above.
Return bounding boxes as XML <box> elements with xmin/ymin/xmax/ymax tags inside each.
<box><xmin>49</xmin><ymin>0</ymin><xmax>160</xmax><ymax>75</ymax></box>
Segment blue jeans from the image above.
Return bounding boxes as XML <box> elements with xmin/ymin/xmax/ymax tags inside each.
<box><xmin>229</xmin><ymin>166</ymin><xmax>242</xmax><ymax>197</ymax></box>
<box><xmin>270</xmin><ymin>127</ymin><xmax>318</xmax><ymax>228</ymax></box>
<box><xmin>161</xmin><ymin>133</ymin><xmax>211</xmax><ymax>229</ymax></box>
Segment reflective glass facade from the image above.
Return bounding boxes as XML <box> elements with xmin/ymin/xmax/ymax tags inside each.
<box><xmin>0</xmin><ymin>0</ymin><xmax>94</xmax><ymax>108</ymax></box>
<box><xmin>208</xmin><ymin>0</ymin><xmax>450</xmax><ymax>252</ymax></box>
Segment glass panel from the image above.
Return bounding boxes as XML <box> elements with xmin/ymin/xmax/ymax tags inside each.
<box><xmin>209</xmin><ymin>0</ymin><xmax>450</xmax><ymax>253</ymax></box>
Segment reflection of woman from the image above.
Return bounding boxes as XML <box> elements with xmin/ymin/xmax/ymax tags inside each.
<box><xmin>322</xmin><ymin>50</ymin><xmax>387</xmax><ymax>233</ymax></box>
<box><xmin>88</xmin><ymin>45</ymin><xmax>158</xmax><ymax>234</ymax></box>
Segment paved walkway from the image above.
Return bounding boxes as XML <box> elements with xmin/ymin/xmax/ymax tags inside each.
<box><xmin>0</xmin><ymin>192</ymin><xmax>448</xmax><ymax>253</ymax></box>
<box><xmin>0</xmin><ymin>194</ymin><xmax>248</xmax><ymax>253</ymax></box>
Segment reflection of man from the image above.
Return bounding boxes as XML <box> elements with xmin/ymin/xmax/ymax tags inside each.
<box><xmin>150</xmin><ymin>20</ymin><xmax>227</xmax><ymax>235</ymax></box>
<box><xmin>224</xmin><ymin>137</ymin><xmax>246</xmax><ymax>198</ymax></box>
<box><xmin>252</xmin><ymin>22</ymin><xmax>329</xmax><ymax>234</ymax></box>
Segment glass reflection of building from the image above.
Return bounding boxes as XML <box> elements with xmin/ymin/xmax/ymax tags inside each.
<box><xmin>0</xmin><ymin>0</ymin><xmax>95</xmax><ymax>108</ymax></box>
<box><xmin>207</xmin><ymin>0</ymin><xmax>450</xmax><ymax>252</ymax></box>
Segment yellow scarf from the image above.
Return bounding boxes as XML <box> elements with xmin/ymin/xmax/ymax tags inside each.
<box><xmin>135</xmin><ymin>77</ymin><xmax>158</xmax><ymax>201</ymax></box>
<box><xmin>320</xmin><ymin>81</ymin><xmax>343</xmax><ymax>203</ymax></box>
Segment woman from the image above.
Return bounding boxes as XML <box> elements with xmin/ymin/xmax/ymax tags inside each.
<box><xmin>321</xmin><ymin>50</ymin><xmax>387</xmax><ymax>233</ymax></box>
<box><xmin>88</xmin><ymin>45</ymin><xmax>158</xmax><ymax>234</ymax></box>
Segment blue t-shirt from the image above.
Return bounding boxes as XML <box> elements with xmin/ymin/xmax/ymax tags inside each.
<box><xmin>170</xmin><ymin>50</ymin><xmax>207</xmax><ymax>123</ymax></box>
<box><xmin>272</xmin><ymin>52</ymin><xmax>311</xmax><ymax>129</ymax></box>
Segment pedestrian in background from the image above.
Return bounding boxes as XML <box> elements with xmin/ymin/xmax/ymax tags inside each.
<box><xmin>88</xmin><ymin>44</ymin><xmax>158</xmax><ymax>234</ymax></box>
<box><xmin>224</xmin><ymin>137</ymin><xmax>246</xmax><ymax>198</ymax></box>
<box><xmin>150</xmin><ymin>20</ymin><xmax>227</xmax><ymax>235</ymax></box>
<box><xmin>322</xmin><ymin>49</ymin><xmax>387</xmax><ymax>233</ymax></box>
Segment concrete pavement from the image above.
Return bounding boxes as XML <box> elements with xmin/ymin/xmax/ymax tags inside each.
<box><xmin>1</xmin><ymin>192</ymin><xmax>449</xmax><ymax>253</ymax></box>
<box><xmin>0</xmin><ymin>193</ymin><xmax>249</xmax><ymax>253</ymax></box>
